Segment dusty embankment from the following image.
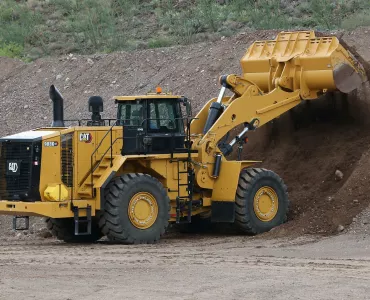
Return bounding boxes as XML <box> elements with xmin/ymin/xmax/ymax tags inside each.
<box><xmin>0</xmin><ymin>28</ymin><xmax>369</xmax><ymax>237</ymax></box>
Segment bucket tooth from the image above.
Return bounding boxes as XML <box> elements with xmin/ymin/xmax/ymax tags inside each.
<box><xmin>333</xmin><ymin>63</ymin><xmax>363</xmax><ymax>93</ymax></box>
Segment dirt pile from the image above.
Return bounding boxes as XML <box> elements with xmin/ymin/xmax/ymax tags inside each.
<box><xmin>245</xmin><ymin>104</ymin><xmax>370</xmax><ymax>235</ymax></box>
<box><xmin>0</xmin><ymin>28</ymin><xmax>370</xmax><ymax>237</ymax></box>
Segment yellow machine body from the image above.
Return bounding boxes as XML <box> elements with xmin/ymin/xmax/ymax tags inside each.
<box><xmin>0</xmin><ymin>125</ymin><xmax>255</xmax><ymax>220</ymax></box>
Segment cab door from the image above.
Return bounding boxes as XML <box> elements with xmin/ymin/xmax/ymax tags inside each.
<box><xmin>118</xmin><ymin>100</ymin><xmax>146</xmax><ymax>155</ymax></box>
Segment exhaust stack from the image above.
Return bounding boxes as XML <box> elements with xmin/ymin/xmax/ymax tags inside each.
<box><xmin>49</xmin><ymin>85</ymin><xmax>65</xmax><ymax>127</ymax></box>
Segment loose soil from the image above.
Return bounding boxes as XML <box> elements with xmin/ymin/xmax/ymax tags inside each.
<box><xmin>247</xmin><ymin>112</ymin><xmax>370</xmax><ymax>236</ymax></box>
<box><xmin>0</xmin><ymin>28</ymin><xmax>370</xmax><ymax>238</ymax></box>
<box><xmin>1</xmin><ymin>234</ymin><xmax>370</xmax><ymax>300</ymax></box>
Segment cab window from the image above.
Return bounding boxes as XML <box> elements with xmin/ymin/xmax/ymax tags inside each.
<box><xmin>118</xmin><ymin>101</ymin><xmax>144</xmax><ymax>126</ymax></box>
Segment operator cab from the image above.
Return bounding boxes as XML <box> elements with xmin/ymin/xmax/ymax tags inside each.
<box><xmin>115</xmin><ymin>94</ymin><xmax>190</xmax><ymax>155</ymax></box>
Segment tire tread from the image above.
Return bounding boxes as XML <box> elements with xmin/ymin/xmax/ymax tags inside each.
<box><xmin>99</xmin><ymin>173</ymin><xmax>170</xmax><ymax>244</ymax></box>
<box><xmin>235</xmin><ymin>168</ymin><xmax>289</xmax><ymax>235</ymax></box>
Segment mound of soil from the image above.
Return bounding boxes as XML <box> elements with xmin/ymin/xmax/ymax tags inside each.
<box><xmin>244</xmin><ymin>96</ymin><xmax>370</xmax><ymax>235</ymax></box>
<box><xmin>0</xmin><ymin>27</ymin><xmax>369</xmax><ymax>237</ymax></box>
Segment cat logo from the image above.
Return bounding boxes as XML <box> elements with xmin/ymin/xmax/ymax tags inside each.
<box><xmin>8</xmin><ymin>162</ymin><xmax>18</xmax><ymax>173</ymax></box>
<box><xmin>7</xmin><ymin>160</ymin><xmax>21</xmax><ymax>176</ymax></box>
<box><xmin>79</xmin><ymin>132</ymin><xmax>93</xmax><ymax>143</ymax></box>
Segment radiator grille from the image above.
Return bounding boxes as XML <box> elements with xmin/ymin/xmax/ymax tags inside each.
<box><xmin>0</xmin><ymin>142</ymin><xmax>33</xmax><ymax>198</ymax></box>
<box><xmin>61</xmin><ymin>133</ymin><xmax>73</xmax><ymax>187</ymax></box>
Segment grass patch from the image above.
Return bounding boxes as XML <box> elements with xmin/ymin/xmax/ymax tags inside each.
<box><xmin>342</xmin><ymin>8</ymin><xmax>370</xmax><ymax>30</ymax></box>
<box><xmin>148</xmin><ymin>37</ymin><xmax>174</xmax><ymax>48</ymax></box>
<box><xmin>0</xmin><ymin>0</ymin><xmax>369</xmax><ymax>59</ymax></box>
<box><xmin>0</xmin><ymin>41</ymin><xmax>24</xmax><ymax>59</ymax></box>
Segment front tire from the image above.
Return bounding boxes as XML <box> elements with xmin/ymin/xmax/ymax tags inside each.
<box><xmin>99</xmin><ymin>173</ymin><xmax>170</xmax><ymax>244</ymax></box>
<box><xmin>235</xmin><ymin>168</ymin><xmax>289</xmax><ymax>234</ymax></box>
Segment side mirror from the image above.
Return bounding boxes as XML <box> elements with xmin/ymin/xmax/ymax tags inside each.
<box><xmin>181</xmin><ymin>97</ymin><xmax>192</xmax><ymax>117</ymax></box>
<box><xmin>186</xmin><ymin>101</ymin><xmax>192</xmax><ymax>117</ymax></box>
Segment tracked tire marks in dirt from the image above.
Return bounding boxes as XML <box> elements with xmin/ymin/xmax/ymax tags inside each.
<box><xmin>1</xmin><ymin>236</ymin><xmax>370</xmax><ymax>299</ymax></box>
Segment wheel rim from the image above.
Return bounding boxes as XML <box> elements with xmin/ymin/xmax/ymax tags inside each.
<box><xmin>253</xmin><ymin>186</ymin><xmax>278</xmax><ymax>222</ymax></box>
<box><xmin>128</xmin><ymin>192</ymin><xmax>158</xmax><ymax>229</ymax></box>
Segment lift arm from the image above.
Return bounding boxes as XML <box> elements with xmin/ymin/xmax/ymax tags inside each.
<box><xmin>192</xmin><ymin>31</ymin><xmax>366</xmax><ymax>151</ymax></box>
<box><xmin>190</xmin><ymin>31</ymin><xmax>367</xmax><ymax>188</ymax></box>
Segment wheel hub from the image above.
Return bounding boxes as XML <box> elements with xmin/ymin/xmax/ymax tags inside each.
<box><xmin>128</xmin><ymin>192</ymin><xmax>158</xmax><ymax>229</ymax></box>
<box><xmin>253</xmin><ymin>186</ymin><xmax>278</xmax><ymax>222</ymax></box>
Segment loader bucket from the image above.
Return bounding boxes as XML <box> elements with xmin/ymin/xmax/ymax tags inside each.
<box><xmin>240</xmin><ymin>31</ymin><xmax>367</xmax><ymax>99</ymax></box>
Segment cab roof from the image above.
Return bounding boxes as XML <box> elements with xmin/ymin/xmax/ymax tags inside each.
<box><xmin>114</xmin><ymin>94</ymin><xmax>183</xmax><ymax>102</ymax></box>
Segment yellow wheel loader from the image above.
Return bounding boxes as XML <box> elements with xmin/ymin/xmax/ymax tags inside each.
<box><xmin>0</xmin><ymin>31</ymin><xmax>366</xmax><ymax>243</ymax></box>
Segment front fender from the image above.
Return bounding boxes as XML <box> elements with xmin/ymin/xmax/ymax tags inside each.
<box><xmin>211</xmin><ymin>160</ymin><xmax>261</xmax><ymax>202</ymax></box>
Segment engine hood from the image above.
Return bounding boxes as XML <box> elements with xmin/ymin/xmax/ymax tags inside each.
<box><xmin>0</xmin><ymin>130</ymin><xmax>58</xmax><ymax>142</ymax></box>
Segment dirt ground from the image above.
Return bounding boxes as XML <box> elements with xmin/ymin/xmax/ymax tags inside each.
<box><xmin>1</xmin><ymin>233</ymin><xmax>370</xmax><ymax>300</ymax></box>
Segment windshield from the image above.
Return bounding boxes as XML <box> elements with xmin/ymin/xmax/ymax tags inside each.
<box><xmin>117</xmin><ymin>101</ymin><xmax>144</xmax><ymax>126</ymax></box>
<box><xmin>147</xmin><ymin>99</ymin><xmax>183</xmax><ymax>133</ymax></box>
<box><xmin>117</xmin><ymin>99</ymin><xmax>185</xmax><ymax>134</ymax></box>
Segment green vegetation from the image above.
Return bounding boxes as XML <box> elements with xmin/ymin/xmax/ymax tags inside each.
<box><xmin>0</xmin><ymin>0</ymin><xmax>369</xmax><ymax>60</ymax></box>
<box><xmin>0</xmin><ymin>41</ymin><xmax>24</xmax><ymax>59</ymax></box>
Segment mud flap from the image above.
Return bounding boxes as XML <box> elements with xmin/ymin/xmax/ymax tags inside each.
<box><xmin>211</xmin><ymin>201</ymin><xmax>235</xmax><ymax>223</ymax></box>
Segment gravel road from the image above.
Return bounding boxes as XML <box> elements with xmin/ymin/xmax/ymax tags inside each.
<box><xmin>1</xmin><ymin>233</ymin><xmax>370</xmax><ymax>300</ymax></box>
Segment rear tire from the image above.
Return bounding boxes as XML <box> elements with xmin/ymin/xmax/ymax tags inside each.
<box><xmin>99</xmin><ymin>173</ymin><xmax>170</xmax><ymax>244</ymax></box>
<box><xmin>235</xmin><ymin>168</ymin><xmax>289</xmax><ymax>234</ymax></box>
<box><xmin>45</xmin><ymin>217</ymin><xmax>102</xmax><ymax>243</ymax></box>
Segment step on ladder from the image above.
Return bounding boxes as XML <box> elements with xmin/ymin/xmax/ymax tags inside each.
<box><xmin>72</xmin><ymin>205</ymin><xmax>92</xmax><ymax>236</ymax></box>
<box><xmin>172</xmin><ymin>118</ymin><xmax>195</xmax><ymax>224</ymax></box>
<box><xmin>175</xmin><ymin>159</ymin><xmax>195</xmax><ymax>224</ymax></box>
